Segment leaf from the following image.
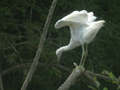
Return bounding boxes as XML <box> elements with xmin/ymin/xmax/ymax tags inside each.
<box><xmin>102</xmin><ymin>70</ymin><xmax>110</xmax><ymax>75</ymax></box>
<box><xmin>109</xmin><ymin>72</ymin><xmax>116</xmax><ymax>80</ymax></box>
<box><xmin>93</xmin><ymin>77</ymin><xmax>100</xmax><ymax>88</ymax></box>
<box><xmin>103</xmin><ymin>87</ymin><xmax>108</xmax><ymax>90</ymax></box>
<box><xmin>102</xmin><ymin>70</ymin><xmax>116</xmax><ymax>80</ymax></box>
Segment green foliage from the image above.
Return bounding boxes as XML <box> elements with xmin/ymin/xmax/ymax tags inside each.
<box><xmin>102</xmin><ymin>70</ymin><xmax>120</xmax><ymax>89</ymax></box>
<box><xmin>0</xmin><ymin>0</ymin><xmax>120</xmax><ymax>90</ymax></box>
<box><xmin>103</xmin><ymin>87</ymin><xmax>108</xmax><ymax>90</ymax></box>
<box><xmin>88</xmin><ymin>70</ymin><xmax>120</xmax><ymax>90</ymax></box>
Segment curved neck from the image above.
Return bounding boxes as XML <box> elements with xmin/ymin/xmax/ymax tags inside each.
<box><xmin>59</xmin><ymin>45</ymin><xmax>71</xmax><ymax>53</ymax></box>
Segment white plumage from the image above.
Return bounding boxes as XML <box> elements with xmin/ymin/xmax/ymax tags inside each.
<box><xmin>55</xmin><ymin>10</ymin><xmax>105</xmax><ymax>63</ymax></box>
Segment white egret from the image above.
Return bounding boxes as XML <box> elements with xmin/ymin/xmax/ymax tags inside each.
<box><xmin>55</xmin><ymin>10</ymin><xmax>105</xmax><ymax>65</ymax></box>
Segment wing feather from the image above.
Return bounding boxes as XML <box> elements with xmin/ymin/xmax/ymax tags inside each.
<box><xmin>55</xmin><ymin>10</ymin><xmax>88</xmax><ymax>29</ymax></box>
<box><xmin>83</xmin><ymin>20</ymin><xmax>105</xmax><ymax>43</ymax></box>
<box><xmin>88</xmin><ymin>12</ymin><xmax>97</xmax><ymax>23</ymax></box>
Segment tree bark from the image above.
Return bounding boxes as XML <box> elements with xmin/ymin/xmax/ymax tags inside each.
<box><xmin>21</xmin><ymin>0</ymin><xmax>58</xmax><ymax>90</ymax></box>
<box><xmin>57</xmin><ymin>66</ymin><xmax>85</xmax><ymax>90</ymax></box>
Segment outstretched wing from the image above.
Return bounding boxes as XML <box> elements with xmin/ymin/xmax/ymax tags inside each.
<box><xmin>55</xmin><ymin>10</ymin><xmax>88</xmax><ymax>29</ymax></box>
<box><xmin>83</xmin><ymin>20</ymin><xmax>105</xmax><ymax>43</ymax></box>
<box><xmin>88</xmin><ymin>12</ymin><xmax>97</xmax><ymax>23</ymax></box>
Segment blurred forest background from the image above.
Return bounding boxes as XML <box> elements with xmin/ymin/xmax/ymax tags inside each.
<box><xmin>0</xmin><ymin>0</ymin><xmax>120</xmax><ymax>90</ymax></box>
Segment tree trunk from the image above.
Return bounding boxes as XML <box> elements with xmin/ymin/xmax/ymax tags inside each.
<box><xmin>57</xmin><ymin>66</ymin><xmax>84</xmax><ymax>90</ymax></box>
<box><xmin>21</xmin><ymin>0</ymin><xmax>58</xmax><ymax>90</ymax></box>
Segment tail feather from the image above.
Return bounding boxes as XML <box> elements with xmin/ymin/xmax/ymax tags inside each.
<box><xmin>84</xmin><ymin>20</ymin><xmax>105</xmax><ymax>43</ymax></box>
<box><xmin>89</xmin><ymin>20</ymin><xmax>105</xmax><ymax>31</ymax></box>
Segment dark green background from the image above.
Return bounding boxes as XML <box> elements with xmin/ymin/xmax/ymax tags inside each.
<box><xmin>0</xmin><ymin>0</ymin><xmax>120</xmax><ymax>90</ymax></box>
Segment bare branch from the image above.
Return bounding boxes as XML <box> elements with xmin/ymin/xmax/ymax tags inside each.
<box><xmin>21</xmin><ymin>0</ymin><xmax>58</xmax><ymax>89</ymax></box>
<box><xmin>1</xmin><ymin>61</ymin><xmax>119</xmax><ymax>90</ymax></box>
<box><xmin>1</xmin><ymin>41</ymin><xmax>28</xmax><ymax>50</ymax></box>
<box><xmin>1</xmin><ymin>62</ymin><xmax>114</xmax><ymax>82</ymax></box>
<box><xmin>86</xmin><ymin>71</ymin><xmax>114</xmax><ymax>81</ymax></box>
<box><xmin>57</xmin><ymin>66</ymin><xmax>85</xmax><ymax>90</ymax></box>
<box><xmin>8</xmin><ymin>40</ymin><xmax>23</xmax><ymax>62</ymax></box>
<box><xmin>1</xmin><ymin>63</ymin><xmax>70</xmax><ymax>76</ymax></box>
<box><xmin>1</xmin><ymin>63</ymin><xmax>48</xmax><ymax>76</ymax></box>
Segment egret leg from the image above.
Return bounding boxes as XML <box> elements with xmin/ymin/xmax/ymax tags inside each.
<box><xmin>82</xmin><ymin>44</ymin><xmax>88</xmax><ymax>66</ymax></box>
<box><xmin>80</xmin><ymin>45</ymin><xmax>85</xmax><ymax>66</ymax></box>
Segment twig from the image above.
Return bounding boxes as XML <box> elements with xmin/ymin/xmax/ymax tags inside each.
<box><xmin>8</xmin><ymin>40</ymin><xmax>23</xmax><ymax>62</ymax></box>
<box><xmin>54</xmin><ymin>64</ymin><xmax>71</xmax><ymax>72</ymax></box>
<box><xmin>1</xmin><ymin>62</ymin><xmax>118</xmax><ymax>87</ymax></box>
<box><xmin>1</xmin><ymin>63</ymin><xmax>48</xmax><ymax>76</ymax></box>
<box><xmin>57</xmin><ymin>65</ymin><xmax>85</xmax><ymax>90</ymax></box>
<box><xmin>1</xmin><ymin>41</ymin><xmax>28</xmax><ymax>50</ymax></box>
<box><xmin>86</xmin><ymin>71</ymin><xmax>115</xmax><ymax>81</ymax></box>
<box><xmin>1</xmin><ymin>63</ymin><xmax>70</xmax><ymax>76</ymax></box>
<box><xmin>21</xmin><ymin>0</ymin><xmax>58</xmax><ymax>90</ymax></box>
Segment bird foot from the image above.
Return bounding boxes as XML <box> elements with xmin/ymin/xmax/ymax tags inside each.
<box><xmin>73</xmin><ymin>62</ymin><xmax>85</xmax><ymax>72</ymax></box>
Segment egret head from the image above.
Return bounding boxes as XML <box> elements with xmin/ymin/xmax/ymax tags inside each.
<box><xmin>54</xmin><ymin>20</ymin><xmax>67</xmax><ymax>29</ymax></box>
